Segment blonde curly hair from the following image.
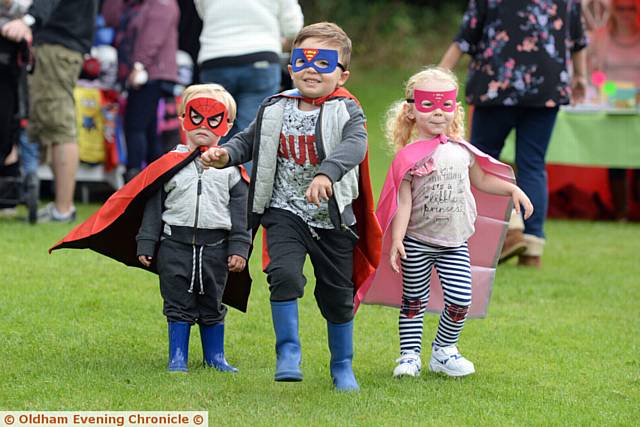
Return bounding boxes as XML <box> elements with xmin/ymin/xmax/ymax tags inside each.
<box><xmin>385</xmin><ymin>66</ymin><xmax>465</xmax><ymax>153</ymax></box>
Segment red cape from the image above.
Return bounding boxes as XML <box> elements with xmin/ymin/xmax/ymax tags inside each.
<box><xmin>262</xmin><ymin>88</ymin><xmax>383</xmax><ymax>312</ymax></box>
<box><xmin>50</xmin><ymin>148</ymin><xmax>253</xmax><ymax>312</ymax></box>
<box><xmin>355</xmin><ymin>135</ymin><xmax>515</xmax><ymax>317</ymax></box>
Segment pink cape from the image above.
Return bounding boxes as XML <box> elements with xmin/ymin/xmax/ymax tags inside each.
<box><xmin>354</xmin><ymin>134</ymin><xmax>515</xmax><ymax>318</ymax></box>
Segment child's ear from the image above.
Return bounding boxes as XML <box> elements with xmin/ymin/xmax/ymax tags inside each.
<box><xmin>403</xmin><ymin>103</ymin><xmax>415</xmax><ymax>120</ymax></box>
<box><xmin>179</xmin><ymin>115</ymin><xmax>185</xmax><ymax>131</ymax></box>
<box><xmin>222</xmin><ymin>120</ymin><xmax>234</xmax><ymax>136</ymax></box>
<box><xmin>337</xmin><ymin>69</ymin><xmax>350</xmax><ymax>87</ymax></box>
<box><xmin>287</xmin><ymin>64</ymin><xmax>294</xmax><ymax>80</ymax></box>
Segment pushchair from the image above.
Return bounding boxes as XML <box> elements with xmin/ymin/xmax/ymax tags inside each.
<box><xmin>0</xmin><ymin>38</ymin><xmax>38</xmax><ymax>224</ymax></box>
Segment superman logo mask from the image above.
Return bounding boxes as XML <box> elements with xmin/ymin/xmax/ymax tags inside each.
<box><xmin>290</xmin><ymin>48</ymin><xmax>345</xmax><ymax>73</ymax></box>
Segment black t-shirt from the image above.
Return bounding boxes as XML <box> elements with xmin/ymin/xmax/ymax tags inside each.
<box><xmin>30</xmin><ymin>0</ymin><xmax>98</xmax><ymax>54</ymax></box>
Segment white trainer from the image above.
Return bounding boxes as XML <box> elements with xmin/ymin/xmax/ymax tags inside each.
<box><xmin>393</xmin><ymin>352</ymin><xmax>422</xmax><ymax>378</ymax></box>
<box><xmin>429</xmin><ymin>345</ymin><xmax>475</xmax><ymax>377</ymax></box>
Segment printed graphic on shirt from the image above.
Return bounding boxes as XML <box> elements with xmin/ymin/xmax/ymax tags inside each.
<box><xmin>420</xmin><ymin>164</ymin><xmax>467</xmax><ymax>222</ymax></box>
<box><xmin>270</xmin><ymin>99</ymin><xmax>333</xmax><ymax>228</ymax></box>
<box><xmin>406</xmin><ymin>143</ymin><xmax>477</xmax><ymax>246</ymax></box>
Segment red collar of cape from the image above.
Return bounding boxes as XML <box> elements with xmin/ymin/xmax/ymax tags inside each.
<box><xmin>265</xmin><ymin>87</ymin><xmax>383</xmax><ymax>311</ymax></box>
<box><xmin>49</xmin><ymin>147</ymin><xmax>253</xmax><ymax>312</ymax></box>
<box><xmin>279</xmin><ymin>87</ymin><xmax>353</xmax><ymax>106</ymax></box>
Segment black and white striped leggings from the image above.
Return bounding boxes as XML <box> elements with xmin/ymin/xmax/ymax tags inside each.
<box><xmin>399</xmin><ymin>235</ymin><xmax>472</xmax><ymax>355</ymax></box>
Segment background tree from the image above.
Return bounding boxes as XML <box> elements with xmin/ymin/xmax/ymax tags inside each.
<box><xmin>298</xmin><ymin>0</ymin><xmax>467</xmax><ymax>68</ymax></box>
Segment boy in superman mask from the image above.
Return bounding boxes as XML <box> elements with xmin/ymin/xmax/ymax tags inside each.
<box><xmin>201</xmin><ymin>22</ymin><xmax>382</xmax><ymax>391</ymax></box>
<box><xmin>136</xmin><ymin>84</ymin><xmax>251</xmax><ymax>373</ymax></box>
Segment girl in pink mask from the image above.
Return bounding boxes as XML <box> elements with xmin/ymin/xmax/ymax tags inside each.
<box><xmin>362</xmin><ymin>67</ymin><xmax>532</xmax><ymax>378</ymax></box>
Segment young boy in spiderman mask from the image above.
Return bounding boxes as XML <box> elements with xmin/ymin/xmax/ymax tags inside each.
<box><xmin>201</xmin><ymin>23</ymin><xmax>381</xmax><ymax>391</ymax></box>
<box><xmin>137</xmin><ymin>83</ymin><xmax>251</xmax><ymax>372</ymax></box>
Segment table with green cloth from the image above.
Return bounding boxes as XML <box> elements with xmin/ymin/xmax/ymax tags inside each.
<box><xmin>501</xmin><ymin>108</ymin><xmax>640</xmax><ymax>167</ymax></box>
<box><xmin>500</xmin><ymin>108</ymin><xmax>640</xmax><ymax>220</ymax></box>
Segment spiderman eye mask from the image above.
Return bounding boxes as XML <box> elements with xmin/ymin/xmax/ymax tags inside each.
<box><xmin>407</xmin><ymin>89</ymin><xmax>458</xmax><ymax>113</ymax></box>
<box><xmin>183</xmin><ymin>97</ymin><xmax>230</xmax><ymax>136</ymax></box>
<box><xmin>290</xmin><ymin>48</ymin><xmax>345</xmax><ymax>73</ymax></box>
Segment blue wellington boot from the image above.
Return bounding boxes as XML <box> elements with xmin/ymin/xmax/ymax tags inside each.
<box><xmin>327</xmin><ymin>320</ymin><xmax>359</xmax><ymax>391</ymax></box>
<box><xmin>200</xmin><ymin>323</ymin><xmax>238</xmax><ymax>373</ymax></box>
<box><xmin>271</xmin><ymin>300</ymin><xmax>303</xmax><ymax>381</ymax></box>
<box><xmin>168</xmin><ymin>321</ymin><xmax>191</xmax><ymax>372</ymax></box>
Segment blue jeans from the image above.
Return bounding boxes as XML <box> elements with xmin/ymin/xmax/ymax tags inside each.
<box><xmin>18</xmin><ymin>128</ymin><xmax>39</xmax><ymax>175</ymax></box>
<box><xmin>471</xmin><ymin>106</ymin><xmax>559</xmax><ymax>239</ymax></box>
<box><xmin>124</xmin><ymin>80</ymin><xmax>163</xmax><ymax>171</ymax></box>
<box><xmin>200</xmin><ymin>62</ymin><xmax>281</xmax><ymax>173</ymax></box>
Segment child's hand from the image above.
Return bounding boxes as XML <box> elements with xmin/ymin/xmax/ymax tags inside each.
<box><xmin>201</xmin><ymin>147</ymin><xmax>229</xmax><ymax>168</ymax></box>
<box><xmin>138</xmin><ymin>255</ymin><xmax>152</xmax><ymax>267</ymax></box>
<box><xmin>228</xmin><ymin>255</ymin><xmax>246</xmax><ymax>272</ymax></box>
<box><xmin>305</xmin><ymin>175</ymin><xmax>333</xmax><ymax>206</ymax></box>
<box><xmin>389</xmin><ymin>240</ymin><xmax>406</xmax><ymax>274</ymax></box>
<box><xmin>512</xmin><ymin>187</ymin><xmax>534</xmax><ymax>220</ymax></box>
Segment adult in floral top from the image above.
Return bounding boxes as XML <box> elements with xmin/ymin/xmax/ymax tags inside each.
<box><xmin>440</xmin><ymin>0</ymin><xmax>588</xmax><ymax>268</ymax></box>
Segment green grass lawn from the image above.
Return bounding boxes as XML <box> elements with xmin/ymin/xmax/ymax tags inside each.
<box><xmin>2</xmin><ymin>212</ymin><xmax>639</xmax><ymax>425</ymax></box>
<box><xmin>1</xmin><ymin>68</ymin><xmax>639</xmax><ymax>425</ymax></box>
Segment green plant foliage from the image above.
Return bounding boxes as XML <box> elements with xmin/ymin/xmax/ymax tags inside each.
<box><xmin>298</xmin><ymin>1</ymin><xmax>465</xmax><ymax>68</ymax></box>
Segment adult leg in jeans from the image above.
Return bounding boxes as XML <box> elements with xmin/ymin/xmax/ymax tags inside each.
<box><xmin>471</xmin><ymin>106</ymin><xmax>526</xmax><ymax>263</ymax></box>
<box><xmin>514</xmin><ymin>107</ymin><xmax>558</xmax><ymax>266</ymax></box>
<box><xmin>200</xmin><ymin>63</ymin><xmax>280</xmax><ymax>174</ymax></box>
<box><xmin>124</xmin><ymin>80</ymin><xmax>162</xmax><ymax>180</ymax></box>
<box><xmin>145</xmin><ymin>92</ymin><xmax>162</xmax><ymax>164</ymax></box>
<box><xmin>470</xmin><ymin>106</ymin><xmax>517</xmax><ymax>160</ymax></box>
<box><xmin>19</xmin><ymin>129</ymin><xmax>39</xmax><ymax>176</ymax></box>
<box><xmin>200</xmin><ymin>63</ymin><xmax>280</xmax><ymax>141</ymax></box>
<box><xmin>199</xmin><ymin>65</ymin><xmax>239</xmax><ymax>145</ymax></box>
<box><xmin>233</xmin><ymin>64</ymin><xmax>280</xmax><ymax>175</ymax></box>
<box><xmin>233</xmin><ymin>64</ymin><xmax>281</xmax><ymax>136</ymax></box>
<box><xmin>514</xmin><ymin>107</ymin><xmax>558</xmax><ymax>238</ymax></box>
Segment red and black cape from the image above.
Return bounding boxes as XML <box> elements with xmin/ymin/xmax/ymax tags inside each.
<box><xmin>49</xmin><ymin>148</ymin><xmax>253</xmax><ymax>312</ymax></box>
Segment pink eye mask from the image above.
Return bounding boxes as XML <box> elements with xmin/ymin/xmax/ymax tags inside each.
<box><xmin>407</xmin><ymin>88</ymin><xmax>457</xmax><ymax>112</ymax></box>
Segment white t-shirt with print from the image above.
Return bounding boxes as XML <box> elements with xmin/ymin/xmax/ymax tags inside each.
<box><xmin>404</xmin><ymin>142</ymin><xmax>477</xmax><ymax>247</ymax></box>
